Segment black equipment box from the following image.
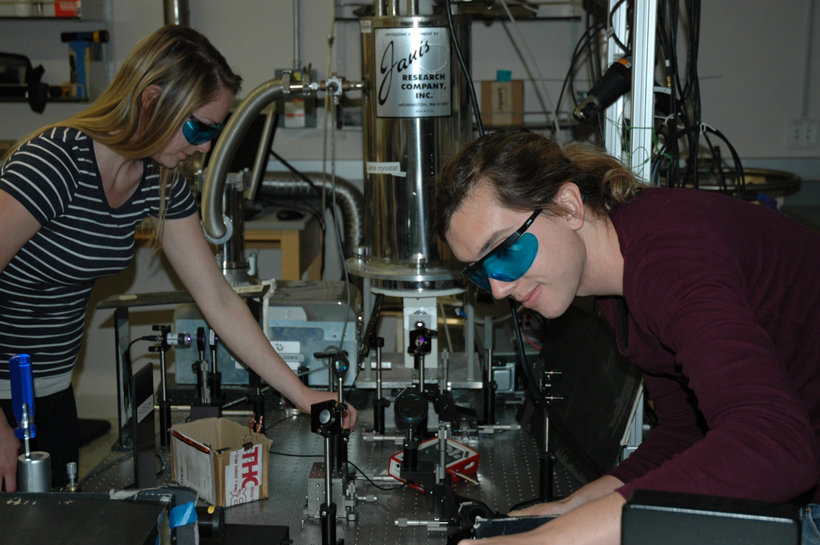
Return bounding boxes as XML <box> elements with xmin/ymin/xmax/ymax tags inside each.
<box><xmin>201</xmin><ymin>523</ymin><xmax>290</xmax><ymax>544</ymax></box>
<box><xmin>0</xmin><ymin>492</ymin><xmax>167</xmax><ymax>545</ymax></box>
<box><xmin>622</xmin><ymin>490</ymin><xmax>801</xmax><ymax>545</ymax></box>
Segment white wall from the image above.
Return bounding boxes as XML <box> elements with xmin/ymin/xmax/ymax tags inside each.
<box><xmin>2</xmin><ymin>0</ymin><xmax>819</xmax><ymax>417</ymax></box>
<box><xmin>4</xmin><ymin>1</ymin><xmax>820</xmax><ymax>159</ymax></box>
<box><xmin>5</xmin><ymin>1</ymin><xmax>820</xmax><ymax>160</ymax></box>
<box><xmin>699</xmin><ymin>1</ymin><xmax>820</xmax><ymax>160</ymax></box>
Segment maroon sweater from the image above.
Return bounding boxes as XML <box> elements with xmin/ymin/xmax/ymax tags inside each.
<box><xmin>596</xmin><ymin>187</ymin><xmax>820</xmax><ymax>504</ymax></box>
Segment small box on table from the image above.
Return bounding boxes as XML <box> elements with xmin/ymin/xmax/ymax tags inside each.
<box><xmin>171</xmin><ymin>418</ymin><xmax>273</xmax><ymax>507</ymax></box>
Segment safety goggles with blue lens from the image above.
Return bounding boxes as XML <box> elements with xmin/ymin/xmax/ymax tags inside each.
<box><xmin>462</xmin><ymin>210</ymin><xmax>541</xmax><ymax>292</ymax></box>
<box><xmin>182</xmin><ymin>114</ymin><xmax>224</xmax><ymax>146</ymax></box>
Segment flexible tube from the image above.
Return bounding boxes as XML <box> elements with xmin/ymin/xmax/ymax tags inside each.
<box><xmin>202</xmin><ymin>79</ymin><xmax>286</xmax><ymax>240</ymax></box>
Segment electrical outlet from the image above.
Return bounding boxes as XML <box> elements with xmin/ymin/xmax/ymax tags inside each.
<box><xmin>787</xmin><ymin>118</ymin><xmax>819</xmax><ymax>148</ymax></box>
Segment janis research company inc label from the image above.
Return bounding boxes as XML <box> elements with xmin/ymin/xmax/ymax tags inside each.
<box><xmin>374</xmin><ymin>27</ymin><xmax>451</xmax><ymax>118</ymax></box>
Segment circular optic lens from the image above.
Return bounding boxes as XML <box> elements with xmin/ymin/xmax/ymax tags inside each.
<box><xmin>395</xmin><ymin>390</ymin><xmax>428</xmax><ymax>425</ymax></box>
<box><xmin>333</xmin><ymin>356</ymin><xmax>349</xmax><ymax>373</ymax></box>
<box><xmin>319</xmin><ymin>409</ymin><xmax>333</xmax><ymax>425</ymax></box>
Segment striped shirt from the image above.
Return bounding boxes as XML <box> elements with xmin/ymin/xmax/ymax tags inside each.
<box><xmin>0</xmin><ymin>127</ymin><xmax>196</xmax><ymax>398</ymax></box>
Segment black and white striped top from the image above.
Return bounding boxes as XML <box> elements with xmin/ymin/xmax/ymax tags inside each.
<box><xmin>0</xmin><ymin>128</ymin><xmax>196</xmax><ymax>398</ymax></box>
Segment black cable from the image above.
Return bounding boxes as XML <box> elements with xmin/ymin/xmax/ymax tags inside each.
<box><xmin>652</xmin><ymin>0</ymin><xmax>743</xmax><ymax>202</ymax></box>
<box><xmin>269</xmin><ymin>450</ymin><xmax>322</xmax><ymax>458</ymax></box>
<box><xmin>686</xmin><ymin>0</ymin><xmax>702</xmax><ymax>190</ymax></box>
<box><xmin>702</xmin><ymin>132</ymin><xmax>728</xmax><ymax>195</ymax></box>
<box><xmin>266</xmin><ymin>112</ymin><xmax>325</xmax><ymax>279</ymax></box>
<box><xmin>256</xmin><ymin>194</ymin><xmax>326</xmax><ymax>230</ymax></box>
<box><xmin>593</xmin><ymin>4</ymin><xmax>604</xmax><ymax>83</ymax></box>
<box><xmin>662</xmin><ymin>0</ymin><xmax>696</xmax><ymax>188</ymax></box>
<box><xmin>608</xmin><ymin>0</ymin><xmax>631</xmax><ymax>55</ymax></box>
<box><xmin>595</xmin><ymin>111</ymin><xmax>606</xmax><ymax>146</ymax></box>
<box><xmin>664</xmin><ymin>2</ymin><xmax>700</xmax><ymax>191</ymax></box>
<box><xmin>651</xmin><ymin>123</ymin><xmax>744</xmax><ymax>198</ymax></box>
<box><xmin>126</xmin><ymin>335</ymin><xmax>157</xmax><ymax>352</ymax></box>
<box><xmin>669</xmin><ymin>0</ymin><xmax>687</xmax><ymax>101</ymax></box>
<box><xmin>656</xmin><ymin>0</ymin><xmax>683</xmax><ymax>188</ymax></box>
<box><xmin>444</xmin><ymin>0</ymin><xmax>484</xmax><ymax>136</ymax></box>
<box><xmin>584</xmin><ymin>6</ymin><xmax>600</xmax><ymax>137</ymax></box>
<box><xmin>268</xmin><ymin>146</ymin><xmax>348</xmax><ymax>282</ymax></box>
<box><xmin>588</xmin><ymin>1</ymin><xmax>606</xmax><ymax>144</ymax></box>
<box><xmin>652</xmin><ymin>124</ymin><xmax>699</xmax><ymax>185</ymax></box>
<box><xmin>555</xmin><ymin>18</ymin><xmax>606</xmax><ymax>129</ymax></box>
<box><xmin>258</xmin><ymin>112</ymin><xmax>325</xmax><ymax>229</ymax></box>
<box><xmin>77</xmin><ymin>452</ymin><xmax>133</xmax><ymax>486</ymax></box>
<box><xmin>703</xmin><ymin>125</ymin><xmax>746</xmax><ymax>200</ymax></box>
<box><xmin>687</xmin><ymin>0</ymin><xmax>703</xmax><ymax>121</ymax></box>
<box><xmin>268</xmin><ymin>148</ymin><xmax>329</xmax><ymax>201</ymax></box>
<box><xmin>585</xmin><ymin>6</ymin><xmax>601</xmax><ymax>87</ymax></box>
<box><xmin>348</xmin><ymin>460</ymin><xmax>408</xmax><ymax>491</ymax></box>
<box><xmin>265</xmin><ymin>450</ymin><xmax>407</xmax><ymax>491</ymax></box>
<box><xmin>264</xmin><ymin>413</ymin><xmax>299</xmax><ymax>433</ymax></box>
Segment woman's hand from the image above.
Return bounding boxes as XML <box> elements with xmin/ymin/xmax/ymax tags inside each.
<box><xmin>0</xmin><ymin>417</ymin><xmax>21</xmax><ymax>492</ymax></box>
<box><xmin>296</xmin><ymin>388</ymin><xmax>358</xmax><ymax>431</ymax></box>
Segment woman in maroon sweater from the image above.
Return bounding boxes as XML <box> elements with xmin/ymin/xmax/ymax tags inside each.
<box><xmin>436</xmin><ymin>128</ymin><xmax>820</xmax><ymax>545</ymax></box>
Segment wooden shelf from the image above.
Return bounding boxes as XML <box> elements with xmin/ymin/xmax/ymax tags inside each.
<box><xmin>135</xmin><ymin>207</ymin><xmax>323</xmax><ymax>281</ymax></box>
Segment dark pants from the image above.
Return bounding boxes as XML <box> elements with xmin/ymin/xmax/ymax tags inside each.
<box><xmin>1</xmin><ymin>385</ymin><xmax>79</xmax><ymax>489</ymax></box>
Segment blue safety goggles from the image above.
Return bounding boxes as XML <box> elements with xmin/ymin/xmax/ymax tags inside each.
<box><xmin>462</xmin><ymin>210</ymin><xmax>541</xmax><ymax>292</ymax></box>
<box><xmin>182</xmin><ymin>114</ymin><xmax>223</xmax><ymax>145</ymax></box>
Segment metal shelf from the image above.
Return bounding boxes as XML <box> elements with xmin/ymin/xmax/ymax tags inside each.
<box><xmin>0</xmin><ymin>0</ymin><xmax>104</xmax><ymax>21</ymax></box>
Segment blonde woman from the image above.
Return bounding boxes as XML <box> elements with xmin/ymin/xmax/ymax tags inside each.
<box><xmin>0</xmin><ymin>25</ymin><xmax>356</xmax><ymax>492</ymax></box>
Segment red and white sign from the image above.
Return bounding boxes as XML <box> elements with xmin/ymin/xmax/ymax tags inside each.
<box><xmin>225</xmin><ymin>444</ymin><xmax>263</xmax><ymax>505</ymax></box>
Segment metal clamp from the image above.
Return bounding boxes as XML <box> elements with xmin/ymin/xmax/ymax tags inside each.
<box><xmin>325</xmin><ymin>75</ymin><xmax>344</xmax><ymax>97</ymax></box>
<box><xmin>202</xmin><ymin>215</ymin><xmax>233</xmax><ymax>245</ymax></box>
<box><xmin>281</xmin><ymin>71</ymin><xmax>292</xmax><ymax>97</ymax></box>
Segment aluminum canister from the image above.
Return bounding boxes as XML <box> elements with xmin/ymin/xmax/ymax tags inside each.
<box><xmin>359</xmin><ymin>12</ymin><xmax>472</xmax><ymax>288</ymax></box>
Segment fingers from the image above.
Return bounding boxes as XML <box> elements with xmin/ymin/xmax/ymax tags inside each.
<box><xmin>344</xmin><ymin>403</ymin><xmax>358</xmax><ymax>431</ymax></box>
<box><xmin>0</xmin><ymin>443</ymin><xmax>20</xmax><ymax>493</ymax></box>
<box><xmin>2</xmin><ymin>471</ymin><xmax>17</xmax><ymax>493</ymax></box>
<box><xmin>301</xmin><ymin>389</ymin><xmax>358</xmax><ymax>431</ymax></box>
<box><xmin>0</xmin><ymin>418</ymin><xmax>21</xmax><ymax>492</ymax></box>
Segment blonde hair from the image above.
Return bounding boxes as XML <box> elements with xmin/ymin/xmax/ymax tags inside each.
<box><xmin>435</xmin><ymin>128</ymin><xmax>647</xmax><ymax>236</ymax></box>
<box><xmin>2</xmin><ymin>25</ymin><xmax>242</xmax><ymax>246</ymax></box>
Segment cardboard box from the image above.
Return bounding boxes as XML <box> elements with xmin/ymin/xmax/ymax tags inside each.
<box><xmin>481</xmin><ymin>80</ymin><xmax>525</xmax><ymax>127</ymax></box>
<box><xmin>171</xmin><ymin>418</ymin><xmax>273</xmax><ymax>507</ymax></box>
